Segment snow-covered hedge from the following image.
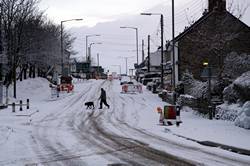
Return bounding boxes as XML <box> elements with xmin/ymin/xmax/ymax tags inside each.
<box><xmin>223</xmin><ymin>52</ymin><xmax>250</xmax><ymax>79</ymax></box>
<box><xmin>223</xmin><ymin>71</ymin><xmax>250</xmax><ymax>103</ymax></box>
<box><xmin>223</xmin><ymin>84</ymin><xmax>240</xmax><ymax>103</ymax></box>
<box><xmin>235</xmin><ymin>101</ymin><xmax>250</xmax><ymax>129</ymax></box>
<box><xmin>233</xmin><ymin>71</ymin><xmax>250</xmax><ymax>101</ymax></box>
<box><xmin>216</xmin><ymin>103</ymin><xmax>242</xmax><ymax>121</ymax></box>
<box><xmin>182</xmin><ymin>72</ymin><xmax>207</xmax><ymax>99</ymax></box>
<box><xmin>177</xmin><ymin>94</ymin><xmax>197</xmax><ymax>107</ymax></box>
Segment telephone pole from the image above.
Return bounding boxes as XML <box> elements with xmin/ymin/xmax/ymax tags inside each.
<box><xmin>97</xmin><ymin>53</ymin><xmax>100</xmax><ymax>76</ymax></box>
<box><xmin>172</xmin><ymin>0</ymin><xmax>176</xmax><ymax>104</ymax></box>
<box><xmin>148</xmin><ymin>35</ymin><xmax>150</xmax><ymax>72</ymax></box>
<box><xmin>142</xmin><ymin>39</ymin><xmax>145</xmax><ymax>62</ymax></box>
<box><xmin>160</xmin><ymin>14</ymin><xmax>164</xmax><ymax>89</ymax></box>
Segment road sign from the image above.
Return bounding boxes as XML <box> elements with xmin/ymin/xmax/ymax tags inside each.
<box><xmin>201</xmin><ymin>67</ymin><xmax>217</xmax><ymax>78</ymax></box>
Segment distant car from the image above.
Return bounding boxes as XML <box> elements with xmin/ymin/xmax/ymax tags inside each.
<box><xmin>142</xmin><ymin>78</ymin><xmax>153</xmax><ymax>85</ymax></box>
<box><xmin>127</xmin><ymin>81</ymin><xmax>134</xmax><ymax>85</ymax></box>
<box><xmin>120</xmin><ymin>81</ymin><xmax>128</xmax><ymax>85</ymax></box>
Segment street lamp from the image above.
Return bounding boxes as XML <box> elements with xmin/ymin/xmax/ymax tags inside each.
<box><xmin>203</xmin><ymin>61</ymin><xmax>213</xmax><ymax>120</ymax></box>
<box><xmin>89</xmin><ymin>42</ymin><xmax>102</xmax><ymax>65</ymax></box>
<box><xmin>141</xmin><ymin>13</ymin><xmax>164</xmax><ymax>89</ymax></box>
<box><xmin>120</xmin><ymin>26</ymin><xmax>139</xmax><ymax>65</ymax></box>
<box><xmin>86</xmin><ymin>34</ymin><xmax>100</xmax><ymax>61</ymax></box>
<box><xmin>61</xmin><ymin>18</ymin><xmax>83</xmax><ymax>76</ymax></box>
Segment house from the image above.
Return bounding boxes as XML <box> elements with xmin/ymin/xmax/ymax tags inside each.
<box><xmin>70</xmin><ymin>58</ymin><xmax>105</xmax><ymax>79</ymax></box>
<box><xmin>136</xmin><ymin>47</ymin><xmax>169</xmax><ymax>83</ymax></box>
<box><xmin>70</xmin><ymin>59</ymin><xmax>90</xmax><ymax>78</ymax></box>
<box><xmin>170</xmin><ymin>0</ymin><xmax>250</xmax><ymax>85</ymax></box>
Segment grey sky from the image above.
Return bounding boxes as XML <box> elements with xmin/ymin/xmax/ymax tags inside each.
<box><xmin>39</xmin><ymin>0</ymin><xmax>165</xmax><ymax>27</ymax></box>
<box><xmin>39</xmin><ymin>0</ymin><xmax>250</xmax><ymax>27</ymax></box>
<box><xmin>38</xmin><ymin>0</ymin><xmax>250</xmax><ymax>73</ymax></box>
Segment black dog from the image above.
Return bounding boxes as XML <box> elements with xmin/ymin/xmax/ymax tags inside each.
<box><xmin>85</xmin><ymin>102</ymin><xmax>95</xmax><ymax>109</ymax></box>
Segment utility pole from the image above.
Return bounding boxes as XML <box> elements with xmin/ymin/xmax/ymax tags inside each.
<box><xmin>61</xmin><ymin>22</ymin><xmax>63</xmax><ymax>75</ymax></box>
<box><xmin>125</xmin><ymin>57</ymin><xmax>128</xmax><ymax>75</ymax></box>
<box><xmin>97</xmin><ymin>53</ymin><xmax>100</xmax><ymax>76</ymax></box>
<box><xmin>160</xmin><ymin>14</ymin><xmax>164</xmax><ymax>89</ymax></box>
<box><xmin>13</xmin><ymin>54</ymin><xmax>16</xmax><ymax>98</ymax></box>
<box><xmin>148</xmin><ymin>35</ymin><xmax>150</xmax><ymax>72</ymax></box>
<box><xmin>172</xmin><ymin>0</ymin><xmax>176</xmax><ymax>104</ymax></box>
<box><xmin>136</xmin><ymin>28</ymin><xmax>139</xmax><ymax>65</ymax></box>
<box><xmin>142</xmin><ymin>39</ymin><xmax>145</xmax><ymax>62</ymax></box>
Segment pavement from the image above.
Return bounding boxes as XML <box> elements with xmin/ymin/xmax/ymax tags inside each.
<box><xmin>168</xmin><ymin>129</ymin><xmax>250</xmax><ymax>156</ymax></box>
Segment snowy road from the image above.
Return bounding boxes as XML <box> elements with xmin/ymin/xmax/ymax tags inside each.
<box><xmin>1</xmin><ymin>78</ymin><xmax>250</xmax><ymax>166</ymax></box>
<box><xmin>28</xmin><ymin>80</ymin><xmax>195</xmax><ymax>165</ymax></box>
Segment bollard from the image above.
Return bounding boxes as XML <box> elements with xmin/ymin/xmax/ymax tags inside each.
<box><xmin>20</xmin><ymin>100</ymin><xmax>23</xmax><ymax>111</ymax></box>
<box><xmin>176</xmin><ymin>106</ymin><xmax>181</xmax><ymax>127</ymax></box>
<box><xmin>12</xmin><ymin>103</ymin><xmax>15</xmax><ymax>112</ymax></box>
<box><xmin>212</xmin><ymin>104</ymin><xmax>216</xmax><ymax>118</ymax></box>
<box><xmin>208</xmin><ymin>105</ymin><xmax>213</xmax><ymax>120</ymax></box>
<box><xmin>27</xmin><ymin>99</ymin><xmax>29</xmax><ymax>109</ymax></box>
<box><xmin>57</xmin><ymin>86</ymin><xmax>60</xmax><ymax>98</ymax></box>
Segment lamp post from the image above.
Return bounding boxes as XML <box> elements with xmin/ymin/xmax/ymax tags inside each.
<box><xmin>141</xmin><ymin>13</ymin><xmax>164</xmax><ymax>89</ymax></box>
<box><xmin>203</xmin><ymin>61</ymin><xmax>213</xmax><ymax>120</ymax></box>
<box><xmin>89</xmin><ymin>42</ymin><xmax>102</xmax><ymax>65</ymax></box>
<box><xmin>120</xmin><ymin>26</ymin><xmax>139</xmax><ymax>65</ymax></box>
<box><xmin>86</xmin><ymin>34</ymin><xmax>100</xmax><ymax>61</ymax></box>
<box><xmin>61</xmin><ymin>18</ymin><xmax>83</xmax><ymax>76</ymax></box>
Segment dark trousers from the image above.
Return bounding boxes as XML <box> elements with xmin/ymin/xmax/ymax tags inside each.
<box><xmin>99</xmin><ymin>99</ymin><xmax>109</xmax><ymax>109</ymax></box>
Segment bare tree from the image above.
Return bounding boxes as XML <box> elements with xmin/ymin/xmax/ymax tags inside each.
<box><xmin>0</xmin><ymin>0</ymin><xmax>78</xmax><ymax>97</ymax></box>
<box><xmin>227</xmin><ymin>0</ymin><xmax>250</xmax><ymax>19</ymax></box>
<box><xmin>1</xmin><ymin>0</ymin><xmax>38</xmax><ymax>97</ymax></box>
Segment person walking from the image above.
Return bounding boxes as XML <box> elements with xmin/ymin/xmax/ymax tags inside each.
<box><xmin>99</xmin><ymin>88</ymin><xmax>110</xmax><ymax>109</ymax></box>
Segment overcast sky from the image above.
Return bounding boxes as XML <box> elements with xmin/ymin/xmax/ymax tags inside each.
<box><xmin>38</xmin><ymin>0</ymin><xmax>206</xmax><ymax>27</ymax></box>
<box><xmin>39</xmin><ymin>0</ymin><xmax>164</xmax><ymax>27</ymax></box>
<box><xmin>38</xmin><ymin>0</ymin><xmax>250</xmax><ymax>73</ymax></box>
<box><xmin>39</xmin><ymin>0</ymin><xmax>250</xmax><ymax>27</ymax></box>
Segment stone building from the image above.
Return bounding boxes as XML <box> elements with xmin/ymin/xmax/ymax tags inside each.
<box><xmin>171</xmin><ymin>0</ymin><xmax>250</xmax><ymax>83</ymax></box>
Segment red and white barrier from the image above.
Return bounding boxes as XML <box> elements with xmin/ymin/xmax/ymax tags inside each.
<box><xmin>121</xmin><ymin>84</ymin><xmax>142</xmax><ymax>93</ymax></box>
<box><xmin>156</xmin><ymin>105</ymin><xmax>182</xmax><ymax>126</ymax></box>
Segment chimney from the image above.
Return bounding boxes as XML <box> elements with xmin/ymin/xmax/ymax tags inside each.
<box><xmin>208</xmin><ymin>0</ymin><xmax>226</xmax><ymax>12</ymax></box>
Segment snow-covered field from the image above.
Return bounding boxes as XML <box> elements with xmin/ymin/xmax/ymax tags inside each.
<box><xmin>0</xmin><ymin>77</ymin><xmax>249</xmax><ymax>165</ymax></box>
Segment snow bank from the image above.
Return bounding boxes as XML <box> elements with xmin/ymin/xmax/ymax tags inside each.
<box><xmin>8</xmin><ymin>77</ymin><xmax>51</xmax><ymax>102</ymax></box>
<box><xmin>235</xmin><ymin>101</ymin><xmax>250</xmax><ymax>129</ymax></box>
<box><xmin>216</xmin><ymin>103</ymin><xmax>242</xmax><ymax>121</ymax></box>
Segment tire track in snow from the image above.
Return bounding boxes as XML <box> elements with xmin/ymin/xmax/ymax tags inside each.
<box><xmin>27</xmin><ymin>81</ymin><xmax>107</xmax><ymax>165</ymax></box>
<box><xmin>70</xmin><ymin>81</ymin><xmax>197</xmax><ymax>165</ymax></box>
<box><xmin>105</xmin><ymin>81</ymin><xmax>250</xmax><ymax>166</ymax></box>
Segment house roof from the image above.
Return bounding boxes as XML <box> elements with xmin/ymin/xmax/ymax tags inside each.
<box><xmin>174</xmin><ymin>10</ymin><xmax>250</xmax><ymax>42</ymax></box>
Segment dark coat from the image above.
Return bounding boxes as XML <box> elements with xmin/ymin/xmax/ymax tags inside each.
<box><xmin>100</xmin><ymin>89</ymin><xmax>106</xmax><ymax>100</ymax></box>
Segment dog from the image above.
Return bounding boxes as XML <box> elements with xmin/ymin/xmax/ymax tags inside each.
<box><xmin>84</xmin><ymin>101</ymin><xmax>95</xmax><ymax>109</ymax></box>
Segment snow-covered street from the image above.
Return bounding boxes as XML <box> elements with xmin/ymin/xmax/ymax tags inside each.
<box><xmin>0</xmin><ymin>78</ymin><xmax>250</xmax><ymax>166</ymax></box>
